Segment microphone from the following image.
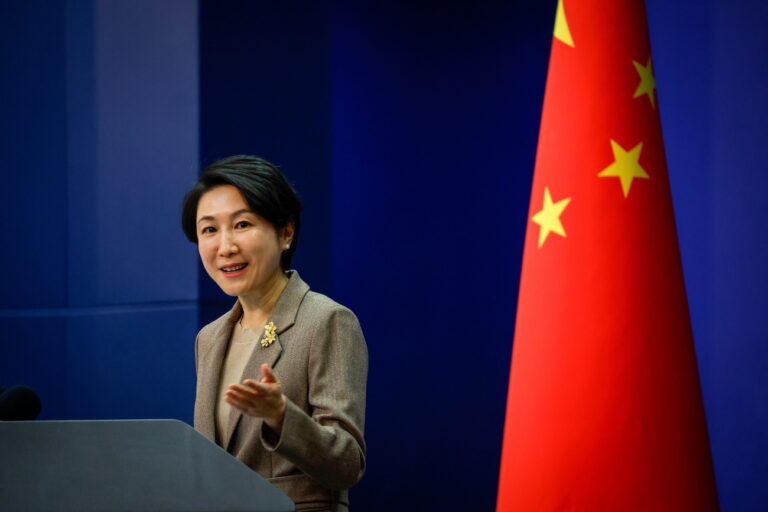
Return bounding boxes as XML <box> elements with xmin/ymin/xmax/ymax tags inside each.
<box><xmin>0</xmin><ymin>385</ymin><xmax>42</xmax><ymax>420</ymax></box>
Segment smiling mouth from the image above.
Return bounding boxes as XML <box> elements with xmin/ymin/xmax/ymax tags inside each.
<box><xmin>221</xmin><ymin>263</ymin><xmax>248</xmax><ymax>273</ymax></box>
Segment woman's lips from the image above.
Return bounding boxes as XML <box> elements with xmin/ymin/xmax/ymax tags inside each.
<box><xmin>220</xmin><ymin>263</ymin><xmax>248</xmax><ymax>278</ymax></box>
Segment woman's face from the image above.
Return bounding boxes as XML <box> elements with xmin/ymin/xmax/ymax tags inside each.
<box><xmin>195</xmin><ymin>185</ymin><xmax>291</xmax><ymax>298</ymax></box>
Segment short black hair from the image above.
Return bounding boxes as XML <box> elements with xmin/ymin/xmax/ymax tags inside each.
<box><xmin>181</xmin><ymin>155</ymin><xmax>302</xmax><ymax>270</ymax></box>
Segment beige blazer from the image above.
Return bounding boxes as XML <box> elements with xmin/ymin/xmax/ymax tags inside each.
<box><xmin>193</xmin><ymin>271</ymin><xmax>368</xmax><ymax>511</ymax></box>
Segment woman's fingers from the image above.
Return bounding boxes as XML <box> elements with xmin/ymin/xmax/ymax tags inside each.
<box><xmin>224</xmin><ymin>390</ymin><xmax>253</xmax><ymax>408</ymax></box>
<box><xmin>223</xmin><ymin>392</ymin><xmax>251</xmax><ymax>413</ymax></box>
<box><xmin>226</xmin><ymin>386</ymin><xmax>258</xmax><ymax>402</ymax></box>
<box><xmin>224</xmin><ymin>389</ymin><xmax>268</xmax><ymax>413</ymax></box>
<box><xmin>224</xmin><ymin>371</ymin><xmax>284</xmax><ymax>419</ymax></box>
<box><xmin>225</xmin><ymin>380</ymin><xmax>281</xmax><ymax>413</ymax></box>
<box><xmin>244</xmin><ymin>378</ymin><xmax>281</xmax><ymax>397</ymax></box>
<box><xmin>261</xmin><ymin>364</ymin><xmax>278</xmax><ymax>383</ymax></box>
<box><xmin>234</xmin><ymin>381</ymin><xmax>263</xmax><ymax>394</ymax></box>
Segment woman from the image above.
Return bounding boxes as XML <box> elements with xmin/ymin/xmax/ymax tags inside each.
<box><xmin>181</xmin><ymin>155</ymin><xmax>368</xmax><ymax>511</ymax></box>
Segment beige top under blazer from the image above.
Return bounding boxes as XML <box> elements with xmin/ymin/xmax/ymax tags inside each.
<box><xmin>193</xmin><ymin>271</ymin><xmax>368</xmax><ymax>511</ymax></box>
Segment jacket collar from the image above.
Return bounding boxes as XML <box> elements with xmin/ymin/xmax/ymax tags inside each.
<box><xmin>223</xmin><ymin>269</ymin><xmax>309</xmax><ymax>334</ymax></box>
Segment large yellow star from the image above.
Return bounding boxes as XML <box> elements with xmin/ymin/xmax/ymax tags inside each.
<box><xmin>531</xmin><ymin>187</ymin><xmax>571</xmax><ymax>248</ymax></box>
<box><xmin>632</xmin><ymin>57</ymin><xmax>656</xmax><ymax>108</ymax></box>
<box><xmin>597</xmin><ymin>140</ymin><xmax>649</xmax><ymax>197</ymax></box>
<box><xmin>554</xmin><ymin>0</ymin><xmax>574</xmax><ymax>47</ymax></box>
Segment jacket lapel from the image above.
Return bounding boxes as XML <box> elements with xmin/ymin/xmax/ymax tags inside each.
<box><xmin>269</xmin><ymin>270</ymin><xmax>310</xmax><ymax>336</ymax></box>
<box><xmin>223</xmin><ymin>330</ymin><xmax>284</xmax><ymax>451</ymax></box>
<box><xmin>223</xmin><ymin>271</ymin><xmax>311</xmax><ymax>451</ymax></box>
<box><xmin>196</xmin><ymin>303</ymin><xmax>240</xmax><ymax>442</ymax></box>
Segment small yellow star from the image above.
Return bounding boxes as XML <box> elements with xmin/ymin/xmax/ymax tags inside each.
<box><xmin>597</xmin><ymin>140</ymin><xmax>649</xmax><ymax>197</ymax></box>
<box><xmin>531</xmin><ymin>187</ymin><xmax>571</xmax><ymax>248</ymax></box>
<box><xmin>632</xmin><ymin>57</ymin><xmax>656</xmax><ymax>108</ymax></box>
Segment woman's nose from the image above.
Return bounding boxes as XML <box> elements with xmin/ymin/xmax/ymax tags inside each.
<box><xmin>218</xmin><ymin>231</ymin><xmax>238</xmax><ymax>256</ymax></box>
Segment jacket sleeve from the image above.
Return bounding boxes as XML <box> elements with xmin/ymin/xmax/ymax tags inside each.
<box><xmin>259</xmin><ymin>306</ymin><xmax>368</xmax><ymax>491</ymax></box>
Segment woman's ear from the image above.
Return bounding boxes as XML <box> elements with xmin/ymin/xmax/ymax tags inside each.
<box><xmin>280</xmin><ymin>223</ymin><xmax>295</xmax><ymax>249</ymax></box>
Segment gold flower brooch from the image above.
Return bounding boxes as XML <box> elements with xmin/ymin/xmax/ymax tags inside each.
<box><xmin>261</xmin><ymin>322</ymin><xmax>277</xmax><ymax>348</ymax></box>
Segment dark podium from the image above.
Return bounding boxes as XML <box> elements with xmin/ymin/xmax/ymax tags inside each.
<box><xmin>0</xmin><ymin>419</ymin><xmax>295</xmax><ymax>512</ymax></box>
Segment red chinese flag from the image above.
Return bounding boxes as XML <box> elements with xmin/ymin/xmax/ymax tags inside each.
<box><xmin>496</xmin><ymin>1</ymin><xmax>719</xmax><ymax>510</ymax></box>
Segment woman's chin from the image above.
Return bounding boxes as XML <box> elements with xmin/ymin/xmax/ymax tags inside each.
<box><xmin>217</xmin><ymin>282</ymin><xmax>246</xmax><ymax>297</ymax></box>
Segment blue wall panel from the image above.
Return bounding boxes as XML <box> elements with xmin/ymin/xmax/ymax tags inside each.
<box><xmin>65</xmin><ymin>307</ymin><xmax>197</xmax><ymax>422</ymax></box>
<box><xmin>707</xmin><ymin>11</ymin><xmax>768</xmax><ymax>509</ymax></box>
<box><xmin>0</xmin><ymin>307</ymin><xmax>196</xmax><ymax>422</ymax></box>
<box><xmin>199</xmin><ymin>0</ymin><xmax>333</xmax><ymax>323</ymax></box>
<box><xmin>648</xmin><ymin>1</ymin><xmax>768</xmax><ymax>509</ymax></box>
<box><xmin>68</xmin><ymin>0</ymin><xmax>198</xmax><ymax>307</ymax></box>
<box><xmin>1</xmin><ymin>0</ymin><xmax>200</xmax><ymax>429</ymax></box>
<box><xmin>330</xmin><ymin>2</ymin><xmax>554</xmax><ymax>509</ymax></box>
<box><xmin>0</xmin><ymin>1</ymin><xmax>68</xmax><ymax>309</ymax></box>
<box><xmin>0</xmin><ymin>316</ymin><xmax>68</xmax><ymax>420</ymax></box>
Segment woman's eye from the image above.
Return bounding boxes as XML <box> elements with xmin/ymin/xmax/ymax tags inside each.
<box><xmin>235</xmin><ymin>221</ymin><xmax>251</xmax><ymax>229</ymax></box>
<box><xmin>201</xmin><ymin>226</ymin><xmax>216</xmax><ymax>234</ymax></box>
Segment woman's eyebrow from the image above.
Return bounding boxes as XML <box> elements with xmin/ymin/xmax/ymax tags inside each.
<box><xmin>196</xmin><ymin>209</ymin><xmax>253</xmax><ymax>224</ymax></box>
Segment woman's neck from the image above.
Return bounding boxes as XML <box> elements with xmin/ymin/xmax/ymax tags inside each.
<box><xmin>238</xmin><ymin>270</ymin><xmax>289</xmax><ymax>328</ymax></box>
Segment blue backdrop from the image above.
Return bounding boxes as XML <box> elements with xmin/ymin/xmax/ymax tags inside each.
<box><xmin>1</xmin><ymin>1</ymin><xmax>765</xmax><ymax>510</ymax></box>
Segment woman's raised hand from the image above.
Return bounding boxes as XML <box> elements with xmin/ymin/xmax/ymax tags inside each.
<box><xmin>224</xmin><ymin>363</ymin><xmax>287</xmax><ymax>434</ymax></box>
